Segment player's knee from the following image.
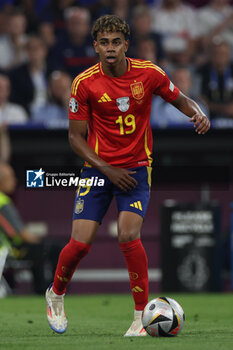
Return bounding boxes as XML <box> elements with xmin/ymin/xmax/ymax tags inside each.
<box><xmin>118</xmin><ymin>229</ymin><xmax>140</xmax><ymax>243</ymax></box>
<box><xmin>71</xmin><ymin>230</ymin><xmax>93</xmax><ymax>245</ymax></box>
<box><xmin>71</xmin><ymin>226</ymin><xmax>97</xmax><ymax>245</ymax></box>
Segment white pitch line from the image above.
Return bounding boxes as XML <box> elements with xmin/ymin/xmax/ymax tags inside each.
<box><xmin>72</xmin><ymin>268</ymin><xmax>162</xmax><ymax>282</ymax></box>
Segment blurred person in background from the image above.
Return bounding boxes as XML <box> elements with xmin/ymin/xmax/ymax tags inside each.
<box><xmin>77</xmin><ymin>0</ymin><xmax>101</xmax><ymax>13</ymax></box>
<box><xmin>0</xmin><ymin>6</ymin><xmax>10</xmax><ymax>36</ymax></box>
<box><xmin>0</xmin><ymin>162</ymin><xmax>46</xmax><ymax>296</ymax></box>
<box><xmin>0</xmin><ymin>9</ymin><xmax>28</xmax><ymax>71</ymax></box>
<box><xmin>38</xmin><ymin>21</ymin><xmax>56</xmax><ymax>50</ymax></box>
<box><xmin>198</xmin><ymin>0</ymin><xmax>233</xmax><ymax>54</ymax></box>
<box><xmin>150</xmin><ymin>0</ymin><xmax>199</xmax><ymax>66</ymax></box>
<box><xmin>40</xmin><ymin>0</ymin><xmax>79</xmax><ymax>37</ymax></box>
<box><xmin>0</xmin><ymin>126</ymin><xmax>11</xmax><ymax>163</ymax></box>
<box><xmin>13</xmin><ymin>0</ymin><xmax>42</xmax><ymax>33</ymax></box>
<box><xmin>38</xmin><ymin>0</ymin><xmax>71</xmax><ymax>51</ymax></box>
<box><xmin>150</xmin><ymin>67</ymin><xmax>209</xmax><ymax>128</ymax></box>
<box><xmin>90</xmin><ymin>0</ymin><xmax>130</xmax><ymax>21</ymax></box>
<box><xmin>0</xmin><ymin>74</ymin><xmax>28</xmax><ymax>125</ymax></box>
<box><xmin>128</xmin><ymin>5</ymin><xmax>164</xmax><ymax>64</ymax></box>
<box><xmin>90</xmin><ymin>0</ymin><xmax>112</xmax><ymax>20</ymax></box>
<box><xmin>134</xmin><ymin>35</ymin><xmax>158</xmax><ymax>64</ymax></box>
<box><xmin>32</xmin><ymin>71</ymin><xmax>72</xmax><ymax>127</ymax></box>
<box><xmin>197</xmin><ymin>40</ymin><xmax>233</xmax><ymax>120</ymax></box>
<box><xmin>0</xmin><ymin>161</ymin><xmax>63</xmax><ymax>296</ymax></box>
<box><xmin>112</xmin><ymin>0</ymin><xmax>130</xmax><ymax>20</ymax></box>
<box><xmin>10</xmin><ymin>34</ymin><xmax>49</xmax><ymax>116</ymax></box>
<box><xmin>48</xmin><ymin>7</ymin><xmax>97</xmax><ymax>78</ymax></box>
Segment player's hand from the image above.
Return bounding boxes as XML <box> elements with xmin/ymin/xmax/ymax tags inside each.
<box><xmin>103</xmin><ymin>165</ymin><xmax>138</xmax><ymax>192</ymax></box>
<box><xmin>190</xmin><ymin>113</ymin><xmax>210</xmax><ymax>134</ymax></box>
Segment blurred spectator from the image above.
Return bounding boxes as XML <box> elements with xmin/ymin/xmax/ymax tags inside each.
<box><xmin>197</xmin><ymin>40</ymin><xmax>233</xmax><ymax>120</ymax></box>
<box><xmin>91</xmin><ymin>0</ymin><xmax>112</xmax><ymax>20</ymax></box>
<box><xmin>14</xmin><ymin>0</ymin><xmax>40</xmax><ymax>33</ymax></box>
<box><xmin>198</xmin><ymin>0</ymin><xmax>233</xmax><ymax>50</ymax></box>
<box><xmin>0</xmin><ymin>162</ymin><xmax>46</xmax><ymax>296</ymax></box>
<box><xmin>112</xmin><ymin>0</ymin><xmax>130</xmax><ymax>20</ymax></box>
<box><xmin>0</xmin><ymin>126</ymin><xmax>11</xmax><ymax>163</ymax></box>
<box><xmin>39</xmin><ymin>22</ymin><xmax>56</xmax><ymax>50</ymax></box>
<box><xmin>10</xmin><ymin>34</ymin><xmax>49</xmax><ymax>116</ymax></box>
<box><xmin>48</xmin><ymin>7</ymin><xmax>97</xmax><ymax>78</ymax></box>
<box><xmin>0</xmin><ymin>8</ymin><xmax>9</xmax><ymax>35</ymax></box>
<box><xmin>128</xmin><ymin>5</ymin><xmax>164</xmax><ymax>63</ymax></box>
<box><xmin>32</xmin><ymin>71</ymin><xmax>71</xmax><ymax>127</ymax></box>
<box><xmin>151</xmin><ymin>67</ymin><xmax>209</xmax><ymax>128</ymax></box>
<box><xmin>0</xmin><ymin>74</ymin><xmax>28</xmax><ymax>125</ymax></box>
<box><xmin>0</xmin><ymin>9</ymin><xmax>28</xmax><ymax>71</ymax></box>
<box><xmin>151</xmin><ymin>0</ymin><xmax>199</xmax><ymax>66</ymax></box>
<box><xmin>40</xmin><ymin>0</ymin><xmax>79</xmax><ymax>37</ymax></box>
<box><xmin>0</xmin><ymin>163</ymin><xmax>39</xmax><ymax>245</ymax></box>
<box><xmin>134</xmin><ymin>35</ymin><xmax>158</xmax><ymax>64</ymax></box>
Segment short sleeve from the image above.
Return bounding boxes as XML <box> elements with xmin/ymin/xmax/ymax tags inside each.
<box><xmin>152</xmin><ymin>69</ymin><xmax>180</xmax><ymax>103</ymax></box>
<box><xmin>69</xmin><ymin>77</ymin><xmax>90</xmax><ymax>121</ymax></box>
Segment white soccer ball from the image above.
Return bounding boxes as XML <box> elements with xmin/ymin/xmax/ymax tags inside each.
<box><xmin>142</xmin><ymin>297</ymin><xmax>185</xmax><ymax>337</ymax></box>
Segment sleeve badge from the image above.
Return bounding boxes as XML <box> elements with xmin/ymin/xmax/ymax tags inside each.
<box><xmin>69</xmin><ymin>97</ymin><xmax>79</xmax><ymax>113</ymax></box>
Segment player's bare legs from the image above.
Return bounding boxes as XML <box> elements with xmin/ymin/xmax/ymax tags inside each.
<box><xmin>118</xmin><ymin>211</ymin><xmax>142</xmax><ymax>243</ymax></box>
<box><xmin>118</xmin><ymin>211</ymin><xmax>148</xmax><ymax>336</ymax></box>
<box><xmin>71</xmin><ymin>219</ymin><xmax>99</xmax><ymax>244</ymax></box>
<box><xmin>46</xmin><ymin>219</ymin><xmax>99</xmax><ymax>333</ymax></box>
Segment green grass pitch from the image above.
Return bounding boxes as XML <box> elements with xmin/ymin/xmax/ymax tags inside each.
<box><xmin>0</xmin><ymin>293</ymin><xmax>233</xmax><ymax>350</ymax></box>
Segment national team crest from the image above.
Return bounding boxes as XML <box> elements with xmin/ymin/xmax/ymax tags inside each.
<box><xmin>116</xmin><ymin>97</ymin><xmax>130</xmax><ymax>112</ymax></box>
<box><xmin>69</xmin><ymin>97</ymin><xmax>79</xmax><ymax>113</ymax></box>
<box><xmin>75</xmin><ymin>198</ymin><xmax>84</xmax><ymax>214</ymax></box>
<box><xmin>130</xmin><ymin>82</ymin><xmax>144</xmax><ymax>100</ymax></box>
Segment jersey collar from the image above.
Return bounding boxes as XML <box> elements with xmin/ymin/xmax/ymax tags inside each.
<box><xmin>99</xmin><ymin>57</ymin><xmax>131</xmax><ymax>76</ymax></box>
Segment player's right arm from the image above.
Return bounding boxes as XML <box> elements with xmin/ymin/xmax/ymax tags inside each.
<box><xmin>69</xmin><ymin>106</ymin><xmax>137</xmax><ymax>192</ymax></box>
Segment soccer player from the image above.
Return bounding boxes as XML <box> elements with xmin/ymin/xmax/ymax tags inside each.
<box><xmin>46</xmin><ymin>15</ymin><xmax>210</xmax><ymax>336</ymax></box>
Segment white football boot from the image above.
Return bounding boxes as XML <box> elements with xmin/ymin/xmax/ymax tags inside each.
<box><xmin>46</xmin><ymin>284</ymin><xmax>68</xmax><ymax>334</ymax></box>
<box><xmin>124</xmin><ymin>310</ymin><xmax>147</xmax><ymax>337</ymax></box>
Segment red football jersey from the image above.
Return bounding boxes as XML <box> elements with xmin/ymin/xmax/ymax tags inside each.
<box><xmin>69</xmin><ymin>58</ymin><xmax>179</xmax><ymax>168</ymax></box>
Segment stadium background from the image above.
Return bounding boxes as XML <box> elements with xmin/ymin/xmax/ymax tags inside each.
<box><xmin>0</xmin><ymin>0</ymin><xmax>233</xmax><ymax>296</ymax></box>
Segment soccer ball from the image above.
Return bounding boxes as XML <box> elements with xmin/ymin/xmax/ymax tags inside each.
<box><xmin>142</xmin><ymin>297</ymin><xmax>185</xmax><ymax>337</ymax></box>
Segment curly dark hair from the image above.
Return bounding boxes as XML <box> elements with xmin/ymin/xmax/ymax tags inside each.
<box><xmin>91</xmin><ymin>15</ymin><xmax>130</xmax><ymax>41</ymax></box>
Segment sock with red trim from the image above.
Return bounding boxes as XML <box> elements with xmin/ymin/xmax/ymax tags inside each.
<box><xmin>52</xmin><ymin>237</ymin><xmax>91</xmax><ymax>295</ymax></box>
<box><xmin>119</xmin><ymin>238</ymin><xmax>148</xmax><ymax>311</ymax></box>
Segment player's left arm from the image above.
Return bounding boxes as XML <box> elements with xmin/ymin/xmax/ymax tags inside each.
<box><xmin>171</xmin><ymin>91</ymin><xmax>210</xmax><ymax>135</ymax></box>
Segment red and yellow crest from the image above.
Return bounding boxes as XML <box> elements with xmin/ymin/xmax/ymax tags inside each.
<box><xmin>130</xmin><ymin>82</ymin><xmax>144</xmax><ymax>100</ymax></box>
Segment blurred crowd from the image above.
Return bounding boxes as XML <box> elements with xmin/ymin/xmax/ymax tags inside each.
<box><xmin>0</xmin><ymin>0</ymin><xmax>232</xmax><ymax>128</ymax></box>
